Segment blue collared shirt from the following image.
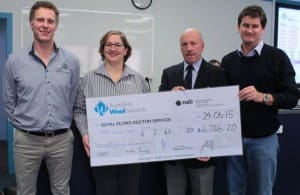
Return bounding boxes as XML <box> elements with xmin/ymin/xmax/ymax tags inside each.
<box><xmin>183</xmin><ymin>58</ymin><xmax>202</xmax><ymax>89</ymax></box>
<box><xmin>3</xmin><ymin>45</ymin><xmax>80</xmax><ymax>131</ymax></box>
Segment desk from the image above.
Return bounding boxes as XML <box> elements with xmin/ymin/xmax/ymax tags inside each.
<box><xmin>274</xmin><ymin>111</ymin><xmax>300</xmax><ymax>195</ymax></box>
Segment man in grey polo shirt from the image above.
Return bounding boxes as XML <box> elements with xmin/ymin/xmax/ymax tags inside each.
<box><xmin>3</xmin><ymin>1</ymin><xmax>80</xmax><ymax>195</ymax></box>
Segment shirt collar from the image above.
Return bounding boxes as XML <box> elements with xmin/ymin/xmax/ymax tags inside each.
<box><xmin>28</xmin><ymin>42</ymin><xmax>59</xmax><ymax>57</ymax></box>
<box><xmin>184</xmin><ymin>58</ymin><xmax>202</xmax><ymax>73</ymax></box>
<box><xmin>95</xmin><ymin>64</ymin><xmax>135</xmax><ymax>78</ymax></box>
<box><xmin>238</xmin><ymin>40</ymin><xmax>264</xmax><ymax>57</ymax></box>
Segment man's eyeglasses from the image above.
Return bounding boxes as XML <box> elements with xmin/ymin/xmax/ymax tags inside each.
<box><xmin>104</xmin><ymin>42</ymin><xmax>124</xmax><ymax>48</ymax></box>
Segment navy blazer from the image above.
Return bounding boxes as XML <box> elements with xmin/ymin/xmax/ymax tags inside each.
<box><xmin>159</xmin><ymin>59</ymin><xmax>227</xmax><ymax>168</ymax></box>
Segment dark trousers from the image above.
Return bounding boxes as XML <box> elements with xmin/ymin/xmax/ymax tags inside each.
<box><xmin>92</xmin><ymin>164</ymin><xmax>141</xmax><ymax>195</ymax></box>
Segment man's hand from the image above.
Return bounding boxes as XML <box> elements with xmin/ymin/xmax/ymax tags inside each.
<box><xmin>239</xmin><ymin>85</ymin><xmax>263</xmax><ymax>103</ymax></box>
<box><xmin>197</xmin><ymin>157</ymin><xmax>210</xmax><ymax>162</ymax></box>
<box><xmin>172</xmin><ymin>86</ymin><xmax>186</xmax><ymax>91</ymax></box>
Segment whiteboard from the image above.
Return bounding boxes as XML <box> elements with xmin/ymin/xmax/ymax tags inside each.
<box><xmin>21</xmin><ymin>8</ymin><xmax>154</xmax><ymax>77</ymax></box>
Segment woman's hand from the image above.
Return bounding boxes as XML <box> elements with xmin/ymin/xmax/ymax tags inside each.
<box><xmin>82</xmin><ymin>134</ymin><xmax>90</xmax><ymax>157</ymax></box>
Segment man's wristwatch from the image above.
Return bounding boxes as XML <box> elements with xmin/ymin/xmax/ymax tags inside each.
<box><xmin>263</xmin><ymin>93</ymin><xmax>269</xmax><ymax>104</ymax></box>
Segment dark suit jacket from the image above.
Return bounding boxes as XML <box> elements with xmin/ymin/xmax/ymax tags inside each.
<box><xmin>159</xmin><ymin>59</ymin><xmax>227</xmax><ymax>168</ymax></box>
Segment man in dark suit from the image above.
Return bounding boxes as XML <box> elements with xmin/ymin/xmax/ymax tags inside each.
<box><xmin>159</xmin><ymin>28</ymin><xmax>227</xmax><ymax>195</ymax></box>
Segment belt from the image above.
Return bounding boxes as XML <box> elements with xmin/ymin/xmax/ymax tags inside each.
<box><xmin>19</xmin><ymin>129</ymin><xmax>68</xmax><ymax>137</ymax></box>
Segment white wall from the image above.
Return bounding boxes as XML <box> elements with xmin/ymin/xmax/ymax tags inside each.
<box><xmin>0</xmin><ymin>0</ymin><xmax>274</xmax><ymax>91</ymax></box>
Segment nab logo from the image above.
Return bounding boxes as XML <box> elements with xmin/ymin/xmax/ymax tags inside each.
<box><xmin>175</xmin><ymin>99</ymin><xmax>193</xmax><ymax>106</ymax></box>
<box><xmin>94</xmin><ymin>101</ymin><xmax>109</xmax><ymax>116</ymax></box>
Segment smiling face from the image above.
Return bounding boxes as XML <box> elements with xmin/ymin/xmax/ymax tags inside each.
<box><xmin>30</xmin><ymin>7</ymin><xmax>58</xmax><ymax>44</ymax></box>
<box><xmin>238</xmin><ymin>16</ymin><xmax>265</xmax><ymax>50</ymax></box>
<box><xmin>103</xmin><ymin>34</ymin><xmax>128</xmax><ymax>65</ymax></box>
<box><xmin>180</xmin><ymin>29</ymin><xmax>204</xmax><ymax>65</ymax></box>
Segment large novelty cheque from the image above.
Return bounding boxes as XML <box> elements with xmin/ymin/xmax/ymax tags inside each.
<box><xmin>86</xmin><ymin>86</ymin><xmax>242</xmax><ymax>166</ymax></box>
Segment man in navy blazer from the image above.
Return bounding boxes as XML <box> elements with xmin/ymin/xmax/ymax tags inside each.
<box><xmin>159</xmin><ymin>28</ymin><xmax>227</xmax><ymax>195</ymax></box>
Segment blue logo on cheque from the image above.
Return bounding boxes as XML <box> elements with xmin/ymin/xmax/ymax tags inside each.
<box><xmin>94</xmin><ymin>101</ymin><xmax>109</xmax><ymax>116</ymax></box>
<box><xmin>94</xmin><ymin>101</ymin><xmax>126</xmax><ymax>116</ymax></box>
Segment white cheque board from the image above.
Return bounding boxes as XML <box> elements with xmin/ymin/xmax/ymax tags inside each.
<box><xmin>86</xmin><ymin>86</ymin><xmax>242</xmax><ymax>167</ymax></box>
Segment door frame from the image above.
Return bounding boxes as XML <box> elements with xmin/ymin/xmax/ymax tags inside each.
<box><xmin>0</xmin><ymin>12</ymin><xmax>14</xmax><ymax>174</ymax></box>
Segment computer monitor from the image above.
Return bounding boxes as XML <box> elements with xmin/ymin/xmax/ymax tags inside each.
<box><xmin>274</xmin><ymin>2</ymin><xmax>300</xmax><ymax>87</ymax></box>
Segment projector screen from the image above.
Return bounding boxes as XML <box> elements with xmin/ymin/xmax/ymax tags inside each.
<box><xmin>274</xmin><ymin>2</ymin><xmax>300</xmax><ymax>86</ymax></box>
